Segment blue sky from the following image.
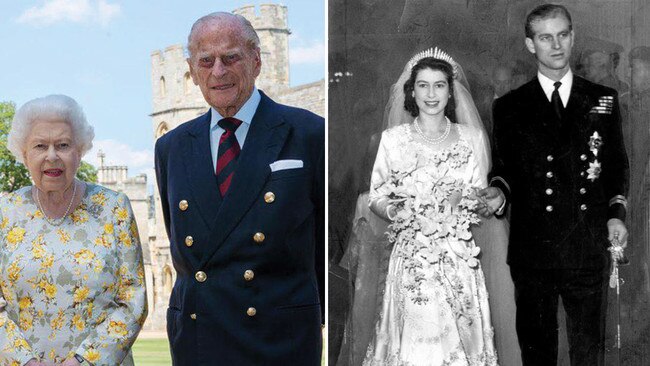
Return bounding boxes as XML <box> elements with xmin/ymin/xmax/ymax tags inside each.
<box><xmin>0</xmin><ymin>0</ymin><xmax>324</xmax><ymax>186</ymax></box>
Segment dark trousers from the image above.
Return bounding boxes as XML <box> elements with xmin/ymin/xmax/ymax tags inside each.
<box><xmin>510</xmin><ymin>266</ymin><xmax>608</xmax><ymax>366</ymax></box>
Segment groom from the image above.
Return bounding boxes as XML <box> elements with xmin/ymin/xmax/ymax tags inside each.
<box><xmin>478</xmin><ymin>4</ymin><xmax>629</xmax><ymax>366</ymax></box>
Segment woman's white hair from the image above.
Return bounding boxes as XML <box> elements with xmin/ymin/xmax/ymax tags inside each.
<box><xmin>7</xmin><ymin>94</ymin><xmax>95</xmax><ymax>164</ymax></box>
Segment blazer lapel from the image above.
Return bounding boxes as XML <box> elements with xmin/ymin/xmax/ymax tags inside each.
<box><xmin>200</xmin><ymin>93</ymin><xmax>291</xmax><ymax>267</ymax></box>
<box><xmin>564</xmin><ymin>77</ymin><xmax>595</xmax><ymax>137</ymax></box>
<box><xmin>525</xmin><ymin>80</ymin><xmax>560</xmax><ymax>144</ymax></box>
<box><xmin>182</xmin><ymin>110</ymin><xmax>222</xmax><ymax>230</ymax></box>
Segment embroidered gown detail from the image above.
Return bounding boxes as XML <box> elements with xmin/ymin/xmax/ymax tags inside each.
<box><xmin>363</xmin><ymin>123</ymin><xmax>498</xmax><ymax>366</ymax></box>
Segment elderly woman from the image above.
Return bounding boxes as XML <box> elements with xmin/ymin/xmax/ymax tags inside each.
<box><xmin>0</xmin><ymin>95</ymin><xmax>147</xmax><ymax>366</ymax></box>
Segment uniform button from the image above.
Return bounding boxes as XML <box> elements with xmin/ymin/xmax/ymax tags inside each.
<box><xmin>546</xmin><ymin>171</ymin><xmax>554</xmax><ymax>178</ymax></box>
<box><xmin>264</xmin><ymin>192</ymin><xmax>275</xmax><ymax>204</ymax></box>
<box><xmin>185</xmin><ymin>236</ymin><xmax>194</xmax><ymax>247</ymax></box>
<box><xmin>179</xmin><ymin>200</ymin><xmax>189</xmax><ymax>211</ymax></box>
<box><xmin>580</xmin><ymin>188</ymin><xmax>587</xmax><ymax>194</ymax></box>
<box><xmin>580</xmin><ymin>154</ymin><xmax>587</xmax><ymax>161</ymax></box>
<box><xmin>247</xmin><ymin>307</ymin><xmax>257</xmax><ymax>317</ymax></box>
<box><xmin>253</xmin><ymin>232</ymin><xmax>265</xmax><ymax>243</ymax></box>
<box><xmin>546</xmin><ymin>205</ymin><xmax>553</xmax><ymax>212</ymax></box>
<box><xmin>580</xmin><ymin>171</ymin><xmax>585</xmax><ymax>177</ymax></box>
<box><xmin>244</xmin><ymin>270</ymin><xmax>255</xmax><ymax>281</ymax></box>
<box><xmin>547</xmin><ymin>155</ymin><xmax>554</xmax><ymax>162</ymax></box>
<box><xmin>580</xmin><ymin>204</ymin><xmax>588</xmax><ymax>211</ymax></box>
<box><xmin>195</xmin><ymin>271</ymin><xmax>207</xmax><ymax>283</ymax></box>
<box><xmin>545</xmin><ymin>188</ymin><xmax>553</xmax><ymax>195</ymax></box>
<box><xmin>190</xmin><ymin>313</ymin><xmax>197</xmax><ymax>320</ymax></box>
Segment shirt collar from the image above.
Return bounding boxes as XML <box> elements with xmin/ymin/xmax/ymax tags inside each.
<box><xmin>210</xmin><ymin>87</ymin><xmax>261</xmax><ymax>129</ymax></box>
<box><xmin>537</xmin><ymin>70</ymin><xmax>573</xmax><ymax>105</ymax></box>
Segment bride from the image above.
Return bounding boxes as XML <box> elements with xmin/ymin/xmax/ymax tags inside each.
<box><xmin>362</xmin><ymin>48</ymin><xmax>498</xmax><ymax>366</ymax></box>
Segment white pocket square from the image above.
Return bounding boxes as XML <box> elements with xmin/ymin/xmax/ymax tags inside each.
<box><xmin>270</xmin><ymin>159</ymin><xmax>303</xmax><ymax>172</ymax></box>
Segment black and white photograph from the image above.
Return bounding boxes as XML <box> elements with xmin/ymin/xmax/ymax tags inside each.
<box><xmin>328</xmin><ymin>1</ymin><xmax>650</xmax><ymax>365</ymax></box>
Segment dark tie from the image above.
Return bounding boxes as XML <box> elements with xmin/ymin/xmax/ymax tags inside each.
<box><xmin>551</xmin><ymin>81</ymin><xmax>563</xmax><ymax>121</ymax></box>
<box><xmin>216</xmin><ymin>117</ymin><xmax>243</xmax><ymax>196</ymax></box>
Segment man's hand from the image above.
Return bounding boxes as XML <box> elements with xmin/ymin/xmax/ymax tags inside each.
<box><xmin>607</xmin><ymin>218</ymin><xmax>628</xmax><ymax>248</ymax></box>
<box><xmin>475</xmin><ymin>187</ymin><xmax>505</xmax><ymax>218</ymax></box>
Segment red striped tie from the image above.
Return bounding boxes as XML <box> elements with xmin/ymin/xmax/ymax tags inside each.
<box><xmin>216</xmin><ymin>117</ymin><xmax>243</xmax><ymax>196</ymax></box>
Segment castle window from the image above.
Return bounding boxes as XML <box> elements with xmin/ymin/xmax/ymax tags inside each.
<box><xmin>156</xmin><ymin>122</ymin><xmax>169</xmax><ymax>138</ymax></box>
<box><xmin>160</xmin><ymin>76</ymin><xmax>166</xmax><ymax>97</ymax></box>
<box><xmin>184</xmin><ymin>72</ymin><xmax>192</xmax><ymax>94</ymax></box>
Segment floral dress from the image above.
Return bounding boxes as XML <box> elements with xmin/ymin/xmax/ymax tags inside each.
<box><xmin>363</xmin><ymin>123</ymin><xmax>498</xmax><ymax>366</ymax></box>
<box><xmin>0</xmin><ymin>183</ymin><xmax>147</xmax><ymax>366</ymax></box>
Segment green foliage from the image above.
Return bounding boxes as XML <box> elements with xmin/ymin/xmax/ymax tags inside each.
<box><xmin>0</xmin><ymin>102</ymin><xmax>30</xmax><ymax>192</ymax></box>
<box><xmin>0</xmin><ymin>101</ymin><xmax>97</xmax><ymax>192</ymax></box>
<box><xmin>77</xmin><ymin>161</ymin><xmax>98</xmax><ymax>183</ymax></box>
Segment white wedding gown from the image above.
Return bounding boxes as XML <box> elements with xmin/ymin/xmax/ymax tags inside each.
<box><xmin>363</xmin><ymin>123</ymin><xmax>498</xmax><ymax>366</ymax></box>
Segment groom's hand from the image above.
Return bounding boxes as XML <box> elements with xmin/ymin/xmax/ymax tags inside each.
<box><xmin>607</xmin><ymin>218</ymin><xmax>628</xmax><ymax>248</ymax></box>
<box><xmin>475</xmin><ymin>187</ymin><xmax>505</xmax><ymax>218</ymax></box>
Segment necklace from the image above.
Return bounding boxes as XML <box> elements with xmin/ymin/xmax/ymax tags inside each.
<box><xmin>414</xmin><ymin>117</ymin><xmax>451</xmax><ymax>145</ymax></box>
<box><xmin>35</xmin><ymin>180</ymin><xmax>78</xmax><ymax>226</ymax></box>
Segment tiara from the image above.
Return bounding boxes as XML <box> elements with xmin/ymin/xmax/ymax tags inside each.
<box><xmin>407</xmin><ymin>47</ymin><xmax>459</xmax><ymax>78</ymax></box>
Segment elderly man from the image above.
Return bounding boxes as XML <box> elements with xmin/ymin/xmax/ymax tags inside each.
<box><xmin>154</xmin><ymin>12</ymin><xmax>324</xmax><ymax>365</ymax></box>
<box><xmin>479</xmin><ymin>4</ymin><xmax>629</xmax><ymax>366</ymax></box>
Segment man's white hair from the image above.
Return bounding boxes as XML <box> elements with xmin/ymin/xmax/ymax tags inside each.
<box><xmin>187</xmin><ymin>12</ymin><xmax>260</xmax><ymax>58</ymax></box>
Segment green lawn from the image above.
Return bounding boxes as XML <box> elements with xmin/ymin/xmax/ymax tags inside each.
<box><xmin>132</xmin><ymin>338</ymin><xmax>172</xmax><ymax>366</ymax></box>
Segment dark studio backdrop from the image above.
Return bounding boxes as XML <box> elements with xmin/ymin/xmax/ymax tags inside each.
<box><xmin>328</xmin><ymin>0</ymin><xmax>650</xmax><ymax>365</ymax></box>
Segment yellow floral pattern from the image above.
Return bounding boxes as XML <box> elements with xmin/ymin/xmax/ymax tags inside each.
<box><xmin>0</xmin><ymin>184</ymin><xmax>147</xmax><ymax>365</ymax></box>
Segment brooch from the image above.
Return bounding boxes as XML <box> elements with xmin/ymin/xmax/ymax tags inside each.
<box><xmin>587</xmin><ymin>159</ymin><xmax>602</xmax><ymax>182</ymax></box>
<box><xmin>588</xmin><ymin>131</ymin><xmax>603</xmax><ymax>156</ymax></box>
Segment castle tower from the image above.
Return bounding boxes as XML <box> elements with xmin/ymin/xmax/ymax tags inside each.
<box><xmin>234</xmin><ymin>4</ymin><xmax>291</xmax><ymax>95</ymax></box>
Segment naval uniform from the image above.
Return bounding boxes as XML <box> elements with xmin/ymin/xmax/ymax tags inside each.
<box><xmin>490</xmin><ymin>71</ymin><xmax>629</xmax><ymax>366</ymax></box>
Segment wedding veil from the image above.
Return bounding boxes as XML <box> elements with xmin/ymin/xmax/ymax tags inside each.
<box><xmin>336</xmin><ymin>47</ymin><xmax>496</xmax><ymax>366</ymax></box>
<box><xmin>382</xmin><ymin>48</ymin><xmax>492</xmax><ymax>178</ymax></box>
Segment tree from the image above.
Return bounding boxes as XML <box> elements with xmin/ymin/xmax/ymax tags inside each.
<box><xmin>0</xmin><ymin>101</ymin><xmax>97</xmax><ymax>192</ymax></box>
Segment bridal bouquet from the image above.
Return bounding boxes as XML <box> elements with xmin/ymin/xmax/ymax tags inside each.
<box><xmin>384</xmin><ymin>147</ymin><xmax>482</xmax><ymax>304</ymax></box>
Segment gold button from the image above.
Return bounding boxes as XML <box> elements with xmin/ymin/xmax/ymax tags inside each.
<box><xmin>580</xmin><ymin>188</ymin><xmax>587</xmax><ymax>194</ymax></box>
<box><xmin>580</xmin><ymin>204</ymin><xmax>587</xmax><ymax>211</ymax></box>
<box><xmin>244</xmin><ymin>270</ymin><xmax>255</xmax><ymax>281</ymax></box>
<box><xmin>247</xmin><ymin>307</ymin><xmax>257</xmax><ymax>317</ymax></box>
<box><xmin>179</xmin><ymin>200</ymin><xmax>189</xmax><ymax>211</ymax></box>
<box><xmin>546</xmin><ymin>205</ymin><xmax>553</xmax><ymax>212</ymax></box>
<box><xmin>580</xmin><ymin>171</ymin><xmax>585</xmax><ymax>177</ymax></box>
<box><xmin>253</xmin><ymin>232</ymin><xmax>265</xmax><ymax>243</ymax></box>
<box><xmin>195</xmin><ymin>271</ymin><xmax>207</xmax><ymax>282</ymax></box>
<box><xmin>185</xmin><ymin>236</ymin><xmax>194</xmax><ymax>247</ymax></box>
<box><xmin>545</xmin><ymin>188</ymin><xmax>553</xmax><ymax>195</ymax></box>
<box><xmin>580</xmin><ymin>154</ymin><xmax>587</xmax><ymax>161</ymax></box>
<box><xmin>546</xmin><ymin>171</ymin><xmax>553</xmax><ymax>178</ymax></box>
<box><xmin>547</xmin><ymin>155</ymin><xmax>554</xmax><ymax>162</ymax></box>
<box><xmin>264</xmin><ymin>192</ymin><xmax>275</xmax><ymax>204</ymax></box>
<box><xmin>190</xmin><ymin>313</ymin><xmax>197</xmax><ymax>320</ymax></box>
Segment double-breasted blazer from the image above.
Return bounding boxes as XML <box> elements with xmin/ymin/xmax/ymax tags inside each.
<box><xmin>154</xmin><ymin>91</ymin><xmax>324</xmax><ymax>365</ymax></box>
<box><xmin>490</xmin><ymin>75</ymin><xmax>629</xmax><ymax>270</ymax></box>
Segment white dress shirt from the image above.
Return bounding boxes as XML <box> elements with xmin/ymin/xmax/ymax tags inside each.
<box><xmin>209</xmin><ymin>88</ymin><xmax>261</xmax><ymax>172</ymax></box>
<box><xmin>537</xmin><ymin>70</ymin><xmax>573</xmax><ymax>107</ymax></box>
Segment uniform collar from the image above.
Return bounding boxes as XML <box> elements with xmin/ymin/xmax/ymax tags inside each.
<box><xmin>537</xmin><ymin>69</ymin><xmax>573</xmax><ymax>106</ymax></box>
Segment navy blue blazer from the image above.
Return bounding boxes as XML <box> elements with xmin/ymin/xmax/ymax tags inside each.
<box><xmin>154</xmin><ymin>91</ymin><xmax>324</xmax><ymax>365</ymax></box>
<box><xmin>490</xmin><ymin>76</ymin><xmax>629</xmax><ymax>270</ymax></box>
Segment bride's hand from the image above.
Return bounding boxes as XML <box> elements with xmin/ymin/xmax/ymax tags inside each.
<box><xmin>475</xmin><ymin>187</ymin><xmax>505</xmax><ymax>217</ymax></box>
